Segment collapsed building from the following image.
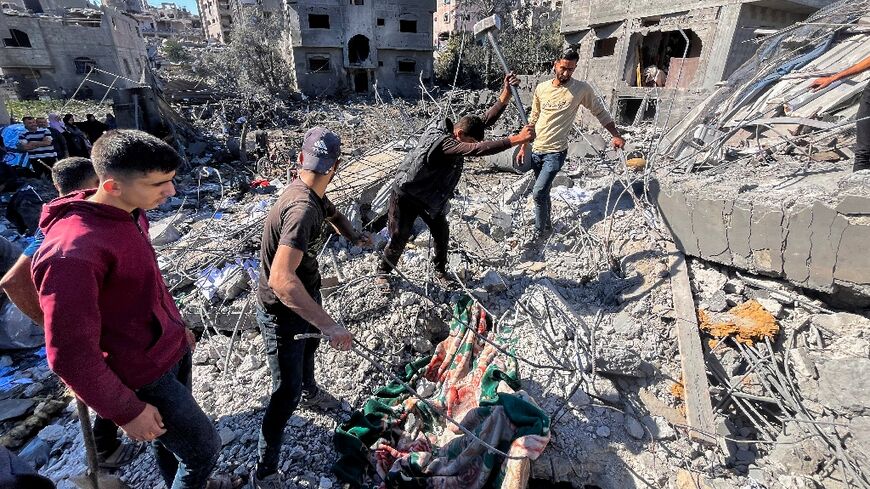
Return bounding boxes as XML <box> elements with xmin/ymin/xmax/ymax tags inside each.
<box><xmin>133</xmin><ymin>2</ymin><xmax>203</xmax><ymax>43</ymax></box>
<box><xmin>560</xmin><ymin>0</ymin><xmax>839</xmax><ymax>126</ymax></box>
<box><xmin>284</xmin><ymin>0</ymin><xmax>436</xmax><ymax>97</ymax></box>
<box><xmin>0</xmin><ymin>3</ymin><xmax>149</xmax><ymax>99</ymax></box>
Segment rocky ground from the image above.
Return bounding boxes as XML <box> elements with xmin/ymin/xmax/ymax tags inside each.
<box><xmin>0</xmin><ymin>93</ymin><xmax>864</xmax><ymax>488</ymax></box>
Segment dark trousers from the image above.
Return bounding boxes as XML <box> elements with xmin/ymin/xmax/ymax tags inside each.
<box><xmin>256</xmin><ymin>301</ymin><xmax>321</xmax><ymax>475</ymax></box>
<box><xmin>530</xmin><ymin>150</ymin><xmax>568</xmax><ymax>232</ymax></box>
<box><xmin>378</xmin><ymin>192</ymin><xmax>449</xmax><ymax>274</ymax></box>
<box><xmin>92</xmin><ymin>416</ymin><xmax>121</xmax><ymax>459</ymax></box>
<box><xmin>136</xmin><ymin>351</ymin><xmax>220</xmax><ymax>489</ymax></box>
<box><xmin>856</xmin><ymin>83</ymin><xmax>870</xmax><ymax>171</ymax></box>
<box><xmin>30</xmin><ymin>157</ymin><xmax>56</xmax><ymax>178</ymax></box>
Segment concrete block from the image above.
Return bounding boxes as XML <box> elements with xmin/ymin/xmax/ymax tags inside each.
<box><xmin>836</xmin><ymin>195</ymin><xmax>870</xmax><ymax>215</ymax></box>
<box><xmin>693</xmin><ymin>199</ymin><xmax>730</xmax><ymax>262</ymax></box>
<box><xmin>834</xmin><ymin>218</ymin><xmax>870</xmax><ymax>286</ymax></box>
<box><xmin>749</xmin><ymin>206</ymin><xmax>785</xmax><ymax>275</ymax></box>
<box><xmin>727</xmin><ymin>203</ymin><xmax>752</xmax><ymax>268</ymax></box>
<box><xmin>782</xmin><ymin>205</ymin><xmax>813</xmax><ymax>285</ymax></box>
<box><xmin>806</xmin><ymin>203</ymin><xmax>838</xmax><ymax>291</ymax></box>
<box><xmin>656</xmin><ymin>189</ymin><xmax>700</xmax><ymax>256</ymax></box>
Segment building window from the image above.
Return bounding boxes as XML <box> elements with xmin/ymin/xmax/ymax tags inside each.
<box><xmin>442</xmin><ymin>13</ymin><xmax>448</xmax><ymax>22</ymax></box>
<box><xmin>399</xmin><ymin>19</ymin><xmax>417</xmax><ymax>33</ymax></box>
<box><xmin>74</xmin><ymin>56</ymin><xmax>97</xmax><ymax>74</ymax></box>
<box><xmin>350</xmin><ymin>0</ymin><xmax>363</xmax><ymax>4</ymax></box>
<box><xmin>438</xmin><ymin>32</ymin><xmax>449</xmax><ymax>42</ymax></box>
<box><xmin>308</xmin><ymin>14</ymin><xmax>330</xmax><ymax>29</ymax></box>
<box><xmin>397</xmin><ymin>59</ymin><xmax>416</xmax><ymax>73</ymax></box>
<box><xmin>593</xmin><ymin>37</ymin><xmax>617</xmax><ymax>57</ymax></box>
<box><xmin>348</xmin><ymin>34</ymin><xmax>370</xmax><ymax>63</ymax></box>
<box><xmin>377</xmin><ymin>18</ymin><xmax>384</xmax><ymax>26</ymax></box>
<box><xmin>307</xmin><ymin>55</ymin><xmax>330</xmax><ymax>72</ymax></box>
<box><xmin>3</xmin><ymin>29</ymin><xmax>31</xmax><ymax>48</ymax></box>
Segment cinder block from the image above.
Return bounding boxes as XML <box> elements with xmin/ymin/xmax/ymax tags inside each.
<box><xmin>727</xmin><ymin>203</ymin><xmax>752</xmax><ymax>268</ymax></box>
<box><xmin>693</xmin><ymin>198</ymin><xmax>730</xmax><ymax>262</ymax></box>
<box><xmin>806</xmin><ymin>203</ymin><xmax>838</xmax><ymax>292</ymax></box>
<box><xmin>749</xmin><ymin>206</ymin><xmax>785</xmax><ymax>275</ymax></box>
<box><xmin>782</xmin><ymin>205</ymin><xmax>813</xmax><ymax>285</ymax></box>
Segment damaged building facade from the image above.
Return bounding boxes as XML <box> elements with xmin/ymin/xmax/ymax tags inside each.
<box><xmin>285</xmin><ymin>0</ymin><xmax>435</xmax><ymax>97</ymax></box>
<box><xmin>560</xmin><ymin>0</ymin><xmax>836</xmax><ymax>126</ymax></box>
<box><xmin>0</xmin><ymin>4</ymin><xmax>149</xmax><ymax>98</ymax></box>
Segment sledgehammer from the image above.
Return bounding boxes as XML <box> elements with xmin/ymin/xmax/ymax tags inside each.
<box><xmin>473</xmin><ymin>14</ymin><xmax>528</xmax><ymax>125</ymax></box>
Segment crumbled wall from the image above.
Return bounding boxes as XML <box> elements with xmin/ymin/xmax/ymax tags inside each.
<box><xmin>653</xmin><ymin>183</ymin><xmax>870</xmax><ymax>305</ymax></box>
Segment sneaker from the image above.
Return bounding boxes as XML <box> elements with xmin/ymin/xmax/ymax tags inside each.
<box><xmin>249</xmin><ymin>469</ymin><xmax>281</xmax><ymax>489</ymax></box>
<box><xmin>97</xmin><ymin>442</ymin><xmax>143</xmax><ymax>470</ymax></box>
<box><xmin>299</xmin><ymin>386</ymin><xmax>342</xmax><ymax>411</ymax></box>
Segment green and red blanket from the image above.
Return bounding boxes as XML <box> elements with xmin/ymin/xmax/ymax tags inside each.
<box><xmin>334</xmin><ymin>296</ymin><xmax>551</xmax><ymax>489</ymax></box>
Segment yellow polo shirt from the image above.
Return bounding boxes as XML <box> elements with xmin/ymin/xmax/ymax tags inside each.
<box><xmin>529</xmin><ymin>78</ymin><xmax>614</xmax><ymax>154</ymax></box>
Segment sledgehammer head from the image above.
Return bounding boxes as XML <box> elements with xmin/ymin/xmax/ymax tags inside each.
<box><xmin>473</xmin><ymin>14</ymin><xmax>502</xmax><ymax>38</ymax></box>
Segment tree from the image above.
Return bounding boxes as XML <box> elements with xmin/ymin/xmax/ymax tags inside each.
<box><xmin>162</xmin><ymin>39</ymin><xmax>190</xmax><ymax>64</ymax></box>
<box><xmin>192</xmin><ymin>11</ymin><xmax>294</xmax><ymax>113</ymax></box>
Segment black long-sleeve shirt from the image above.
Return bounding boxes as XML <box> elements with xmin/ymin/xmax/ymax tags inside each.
<box><xmin>396</xmin><ymin>100</ymin><xmax>513</xmax><ymax>215</ymax></box>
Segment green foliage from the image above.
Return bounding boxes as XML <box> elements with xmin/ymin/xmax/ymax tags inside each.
<box><xmin>191</xmin><ymin>12</ymin><xmax>294</xmax><ymax>112</ymax></box>
<box><xmin>162</xmin><ymin>39</ymin><xmax>191</xmax><ymax>64</ymax></box>
<box><xmin>435</xmin><ymin>1</ymin><xmax>563</xmax><ymax>90</ymax></box>
<box><xmin>5</xmin><ymin>99</ymin><xmax>110</xmax><ymax>121</ymax></box>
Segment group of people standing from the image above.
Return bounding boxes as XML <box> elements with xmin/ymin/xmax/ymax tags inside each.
<box><xmin>14</xmin><ymin>113</ymin><xmax>115</xmax><ymax>178</ymax></box>
<box><xmin>0</xmin><ymin>49</ymin><xmax>630</xmax><ymax>489</ymax></box>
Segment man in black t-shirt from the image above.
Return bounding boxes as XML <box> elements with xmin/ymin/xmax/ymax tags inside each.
<box><xmin>253</xmin><ymin>127</ymin><xmax>369</xmax><ymax>489</ymax></box>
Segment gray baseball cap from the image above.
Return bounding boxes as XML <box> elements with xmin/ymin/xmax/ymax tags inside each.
<box><xmin>301</xmin><ymin>126</ymin><xmax>341</xmax><ymax>174</ymax></box>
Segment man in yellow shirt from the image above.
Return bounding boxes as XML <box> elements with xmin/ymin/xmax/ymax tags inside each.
<box><xmin>525</xmin><ymin>50</ymin><xmax>625</xmax><ymax>242</ymax></box>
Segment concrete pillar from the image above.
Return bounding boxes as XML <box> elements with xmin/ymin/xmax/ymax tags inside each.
<box><xmin>701</xmin><ymin>3</ymin><xmax>742</xmax><ymax>90</ymax></box>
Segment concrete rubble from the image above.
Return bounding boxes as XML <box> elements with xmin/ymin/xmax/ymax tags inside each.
<box><xmin>0</xmin><ymin>2</ymin><xmax>866</xmax><ymax>489</ymax></box>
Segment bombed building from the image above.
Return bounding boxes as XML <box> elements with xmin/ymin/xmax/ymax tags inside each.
<box><xmin>560</xmin><ymin>0</ymin><xmax>837</xmax><ymax>126</ymax></box>
<box><xmin>285</xmin><ymin>0</ymin><xmax>436</xmax><ymax>97</ymax></box>
<box><xmin>0</xmin><ymin>4</ymin><xmax>149</xmax><ymax>99</ymax></box>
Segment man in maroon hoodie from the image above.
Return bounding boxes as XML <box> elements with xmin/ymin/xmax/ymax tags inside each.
<box><xmin>32</xmin><ymin>130</ymin><xmax>221</xmax><ymax>489</ymax></box>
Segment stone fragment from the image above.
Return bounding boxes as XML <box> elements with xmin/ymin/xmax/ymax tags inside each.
<box><xmin>756</xmin><ymin>297</ymin><xmax>784</xmax><ymax>318</ymax></box>
<box><xmin>706</xmin><ymin>290</ymin><xmax>729</xmax><ymax>312</ymax></box>
<box><xmin>816</xmin><ymin>358</ymin><xmax>870</xmax><ymax>415</ymax></box>
<box><xmin>591</xmin><ymin>377</ymin><xmax>620</xmax><ymax>403</ymax></box>
<box><xmin>219</xmin><ymin>427</ymin><xmax>237</xmax><ymax>446</ymax></box>
<box><xmin>150</xmin><ymin>222</ymin><xmax>182</xmax><ymax>246</ymax></box>
<box><xmin>642</xmin><ymin>415</ymin><xmax>675</xmax><ymax>440</ymax></box>
<box><xmin>0</xmin><ymin>399</ymin><xmax>34</xmax><ymax>422</ymax></box>
<box><xmin>594</xmin><ymin>346</ymin><xmax>650</xmax><ymax>377</ymax></box>
<box><xmin>37</xmin><ymin>424</ymin><xmax>65</xmax><ymax>443</ymax></box>
<box><xmin>17</xmin><ymin>437</ymin><xmax>50</xmax><ymax>468</ymax></box>
<box><xmin>595</xmin><ymin>425</ymin><xmax>611</xmax><ymax>438</ymax></box>
<box><xmin>624</xmin><ymin>415</ymin><xmax>645</xmax><ymax>440</ymax></box>
<box><xmin>480</xmin><ymin>269</ymin><xmax>507</xmax><ymax>292</ymax></box>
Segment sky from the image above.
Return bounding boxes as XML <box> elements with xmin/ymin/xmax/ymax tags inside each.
<box><xmin>145</xmin><ymin>0</ymin><xmax>200</xmax><ymax>14</ymax></box>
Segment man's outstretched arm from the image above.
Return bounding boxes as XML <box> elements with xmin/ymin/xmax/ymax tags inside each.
<box><xmin>481</xmin><ymin>73</ymin><xmax>521</xmax><ymax>127</ymax></box>
<box><xmin>811</xmin><ymin>55</ymin><xmax>870</xmax><ymax>90</ymax></box>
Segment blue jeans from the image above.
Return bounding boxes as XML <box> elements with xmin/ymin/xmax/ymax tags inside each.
<box><xmin>530</xmin><ymin>150</ymin><xmax>568</xmax><ymax>232</ymax></box>
<box><xmin>136</xmin><ymin>351</ymin><xmax>220</xmax><ymax>489</ymax></box>
<box><xmin>255</xmin><ymin>299</ymin><xmax>322</xmax><ymax>475</ymax></box>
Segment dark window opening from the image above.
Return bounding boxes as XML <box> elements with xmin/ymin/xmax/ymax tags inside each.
<box><xmin>377</xmin><ymin>18</ymin><xmax>384</xmax><ymax>26</ymax></box>
<box><xmin>348</xmin><ymin>34</ymin><xmax>370</xmax><ymax>64</ymax></box>
<box><xmin>438</xmin><ymin>32</ymin><xmax>449</xmax><ymax>41</ymax></box>
<box><xmin>399</xmin><ymin>20</ymin><xmax>417</xmax><ymax>32</ymax></box>
<box><xmin>74</xmin><ymin>56</ymin><xmax>97</xmax><ymax>74</ymax></box>
<box><xmin>308</xmin><ymin>13</ymin><xmax>330</xmax><ymax>29</ymax></box>
<box><xmin>397</xmin><ymin>59</ymin><xmax>416</xmax><ymax>73</ymax></box>
<box><xmin>624</xmin><ymin>29</ymin><xmax>702</xmax><ymax>88</ymax></box>
<box><xmin>378</xmin><ymin>61</ymin><xmax>383</xmax><ymax>66</ymax></box>
<box><xmin>22</xmin><ymin>0</ymin><xmax>42</xmax><ymax>13</ymax></box>
<box><xmin>350</xmin><ymin>0</ymin><xmax>363</xmax><ymax>4</ymax></box>
<box><xmin>617</xmin><ymin>97</ymin><xmax>657</xmax><ymax>125</ymax></box>
<box><xmin>641</xmin><ymin>16</ymin><xmax>660</xmax><ymax>27</ymax></box>
<box><xmin>3</xmin><ymin>29</ymin><xmax>31</xmax><ymax>48</ymax></box>
<box><xmin>593</xmin><ymin>37</ymin><xmax>617</xmax><ymax>57</ymax></box>
<box><xmin>308</xmin><ymin>56</ymin><xmax>330</xmax><ymax>72</ymax></box>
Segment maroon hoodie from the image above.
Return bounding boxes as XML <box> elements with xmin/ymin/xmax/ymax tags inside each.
<box><xmin>32</xmin><ymin>190</ymin><xmax>188</xmax><ymax>426</ymax></box>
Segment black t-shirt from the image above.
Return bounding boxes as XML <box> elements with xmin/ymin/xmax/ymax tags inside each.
<box><xmin>257</xmin><ymin>179</ymin><xmax>336</xmax><ymax>313</ymax></box>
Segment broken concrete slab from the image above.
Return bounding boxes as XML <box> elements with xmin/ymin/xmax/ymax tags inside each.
<box><xmin>816</xmin><ymin>357</ymin><xmax>870</xmax><ymax>415</ymax></box>
<box><xmin>0</xmin><ymin>399</ymin><xmax>34</xmax><ymax>422</ymax></box>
